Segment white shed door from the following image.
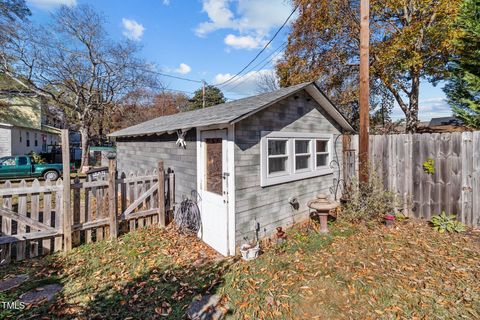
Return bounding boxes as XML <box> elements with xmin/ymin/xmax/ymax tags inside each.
<box><xmin>198</xmin><ymin>130</ymin><xmax>229</xmax><ymax>256</ymax></box>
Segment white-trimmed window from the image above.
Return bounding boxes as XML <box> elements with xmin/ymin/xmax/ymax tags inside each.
<box><xmin>261</xmin><ymin>132</ymin><xmax>333</xmax><ymax>187</ymax></box>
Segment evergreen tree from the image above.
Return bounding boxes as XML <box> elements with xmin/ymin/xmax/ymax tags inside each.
<box><xmin>444</xmin><ymin>0</ymin><xmax>480</xmax><ymax>129</ymax></box>
<box><xmin>188</xmin><ymin>85</ymin><xmax>226</xmax><ymax>110</ymax></box>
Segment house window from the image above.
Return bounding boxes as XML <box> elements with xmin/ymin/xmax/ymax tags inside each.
<box><xmin>19</xmin><ymin>131</ymin><xmax>22</xmax><ymax>143</ymax></box>
<box><xmin>26</xmin><ymin>132</ymin><xmax>30</xmax><ymax>147</ymax></box>
<box><xmin>34</xmin><ymin>133</ymin><xmax>38</xmax><ymax>146</ymax></box>
<box><xmin>267</xmin><ymin>139</ymin><xmax>289</xmax><ymax>175</ymax></box>
<box><xmin>261</xmin><ymin>132</ymin><xmax>333</xmax><ymax>187</ymax></box>
<box><xmin>316</xmin><ymin>140</ymin><xmax>330</xmax><ymax>168</ymax></box>
<box><xmin>294</xmin><ymin>140</ymin><xmax>311</xmax><ymax>171</ymax></box>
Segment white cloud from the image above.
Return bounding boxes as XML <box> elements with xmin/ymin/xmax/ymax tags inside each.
<box><xmin>224</xmin><ymin>34</ymin><xmax>265</xmax><ymax>50</ymax></box>
<box><xmin>195</xmin><ymin>0</ymin><xmax>294</xmax><ymax>50</ymax></box>
<box><xmin>195</xmin><ymin>0</ymin><xmax>236</xmax><ymax>37</ymax></box>
<box><xmin>214</xmin><ymin>69</ymin><xmax>277</xmax><ymax>96</ymax></box>
<box><xmin>122</xmin><ymin>18</ymin><xmax>145</xmax><ymax>41</ymax></box>
<box><xmin>391</xmin><ymin>97</ymin><xmax>453</xmax><ymax>121</ymax></box>
<box><xmin>27</xmin><ymin>0</ymin><xmax>76</xmax><ymax>9</ymax></box>
<box><xmin>163</xmin><ymin>0</ymin><xmax>170</xmax><ymax>4</ymax></box>
<box><xmin>174</xmin><ymin>63</ymin><xmax>192</xmax><ymax>74</ymax></box>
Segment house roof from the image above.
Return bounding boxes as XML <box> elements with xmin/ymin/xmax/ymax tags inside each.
<box><xmin>109</xmin><ymin>82</ymin><xmax>354</xmax><ymax>138</ymax></box>
<box><xmin>428</xmin><ymin>116</ymin><xmax>463</xmax><ymax>127</ymax></box>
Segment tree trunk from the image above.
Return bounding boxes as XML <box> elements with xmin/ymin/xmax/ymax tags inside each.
<box><xmin>406</xmin><ymin>72</ymin><xmax>420</xmax><ymax>133</ymax></box>
<box><xmin>79</xmin><ymin>127</ymin><xmax>90</xmax><ymax>171</ymax></box>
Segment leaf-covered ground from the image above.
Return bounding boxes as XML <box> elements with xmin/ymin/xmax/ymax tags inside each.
<box><xmin>222</xmin><ymin>221</ymin><xmax>480</xmax><ymax>319</ymax></box>
<box><xmin>0</xmin><ymin>226</ymin><xmax>230</xmax><ymax>319</ymax></box>
<box><xmin>0</xmin><ymin>221</ymin><xmax>479</xmax><ymax>319</ymax></box>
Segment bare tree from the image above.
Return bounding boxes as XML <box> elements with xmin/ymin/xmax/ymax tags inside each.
<box><xmin>256</xmin><ymin>71</ymin><xmax>279</xmax><ymax>93</ymax></box>
<box><xmin>0</xmin><ymin>4</ymin><xmax>158</xmax><ymax>169</ymax></box>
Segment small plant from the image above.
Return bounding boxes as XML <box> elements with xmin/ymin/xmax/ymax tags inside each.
<box><xmin>340</xmin><ymin>170</ymin><xmax>400</xmax><ymax>223</ymax></box>
<box><xmin>431</xmin><ymin>211</ymin><xmax>466</xmax><ymax>233</ymax></box>
<box><xmin>422</xmin><ymin>158</ymin><xmax>435</xmax><ymax>175</ymax></box>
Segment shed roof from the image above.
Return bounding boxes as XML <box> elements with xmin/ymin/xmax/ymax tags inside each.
<box><xmin>109</xmin><ymin>82</ymin><xmax>354</xmax><ymax>138</ymax></box>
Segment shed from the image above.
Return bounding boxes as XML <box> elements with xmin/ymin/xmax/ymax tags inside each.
<box><xmin>109</xmin><ymin>82</ymin><xmax>354</xmax><ymax>255</ymax></box>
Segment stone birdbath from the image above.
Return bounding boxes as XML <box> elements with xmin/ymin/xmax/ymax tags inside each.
<box><xmin>307</xmin><ymin>194</ymin><xmax>339</xmax><ymax>233</ymax></box>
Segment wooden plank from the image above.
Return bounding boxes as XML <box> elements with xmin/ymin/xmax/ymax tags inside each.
<box><xmin>29</xmin><ymin>179</ymin><xmax>40</xmax><ymax>257</ymax></box>
<box><xmin>108</xmin><ymin>159</ymin><xmax>117</xmax><ymax>239</ymax></box>
<box><xmin>42</xmin><ymin>179</ymin><xmax>52</xmax><ymax>255</ymax></box>
<box><xmin>123</xmin><ymin>182</ymin><xmax>159</xmax><ymax>217</ymax></box>
<box><xmin>1</xmin><ymin>180</ymin><xmax>12</xmax><ymax>264</ymax></box>
<box><xmin>125</xmin><ymin>209</ymin><xmax>159</xmax><ymax>220</ymax></box>
<box><xmin>152</xmin><ymin>169</ymin><xmax>159</xmax><ymax>225</ymax></box>
<box><xmin>127</xmin><ymin>172</ymin><xmax>135</xmax><ymax>231</ymax></box>
<box><xmin>158</xmin><ymin>161</ymin><xmax>165</xmax><ymax>227</ymax></box>
<box><xmin>61</xmin><ymin>129</ymin><xmax>72</xmax><ymax>252</ymax></box>
<box><xmin>0</xmin><ymin>230</ymin><xmax>59</xmax><ymax>245</ymax></box>
<box><xmin>0</xmin><ymin>184</ymin><xmax>62</xmax><ymax>197</ymax></box>
<box><xmin>72</xmin><ymin>218</ymin><xmax>109</xmax><ymax>231</ymax></box>
<box><xmin>16</xmin><ymin>180</ymin><xmax>27</xmax><ymax>261</ymax></box>
<box><xmin>71</xmin><ymin>180</ymin><xmax>109</xmax><ymax>189</ymax></box>
<box><xmin>85</xmin><ymin>176</ymin><xmax>93</xmax><ymax>243</ymax></box>
<box><xmin>461</xmin><ymin>132</ymin><xmax>473</xmax><ymax>225</ymax></box>
<box><xmin>472</xmin><ymin>131</ymin><xmax>480</xmax><ymax>227</ymax></box>
<box><xmin>168</xmin><ymin>171</ymin><xmax>175</xmax><ymax>220</ymax></box>
<box><xmin>72</xmin><ymin>177</ymin><xmax>81</xmax><ymax>246</ymax></box>
<box><xmin>119</xmin><ymin>172</ymin><xmax>127</xmax><ymax>219</ymax></box>
<box><xmin>54</xmin><ymin>179</ymin><xmax>63</xmax><ymax>252</ymax></box>
<box><xmin>96</xmin><ymin>227</ymin><xmax>104</xmax><ymax>241</ymax></box>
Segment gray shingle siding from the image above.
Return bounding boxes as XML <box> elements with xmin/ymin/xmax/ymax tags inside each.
<box><xmin>116</xmin><ymin>130</ymin><xmax>197</xmax><ymax>202</ymax></box>
<box><xmin>234</xmin><ymin>90</ymin><xmax>343</xmax><ymax>245</ymax></box>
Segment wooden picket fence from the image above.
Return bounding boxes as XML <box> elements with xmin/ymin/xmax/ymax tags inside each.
<box><xmin>0</xmin><ymin>161</ymin><xmax>175</xmax><ymax>265</ymax></box>
<box><xmin>0</xmin><ymin>179</ymin><xmax>64</xmax><ymax>264</ymax></box>
<box><xmin>347</xmin><ymin>131</ymin><xmax>480</xmax><ymax>227</ymax></box>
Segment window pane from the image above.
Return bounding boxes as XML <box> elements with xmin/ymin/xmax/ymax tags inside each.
<box><xmin>18</xmin><ymin>157</ymin><xmax>28</xmax><ymax>166</ymax></box>
<box><xmin>316</xmin><ymin>140</ymin><xmax>328</xmax><ymax>152</ymax></box>
<box><xmin>296</xmin><ymin>155</ymin><xmax>310</xmax><ymax>170</ymax></box>
<box><xmin>295</xmin><ymin>140</ymin><xmax>310</xmax><ymax>154</ymax></box>
<box><xmin>1</xmin><ymin>157</ymin><xmax>15</xmax><ymax>166</ymax></box>
<box><xmin>317</xmin><ymin>154</ymin><xmax>329</xmax><ymax>167</ymax></box>
<box><xmin>205</xmin><ymin>138</ymin><xmax>223</xmax><ymax>195</ymax></box>
<box><xmin>268</xmin><ymin>157</ymin><xmax>287</xmax><ymax>174</ymax></box>
<box><xmin>268</xmin><ymin>140</ymin><xmax>287</xmax><ymax>155</ymax></box>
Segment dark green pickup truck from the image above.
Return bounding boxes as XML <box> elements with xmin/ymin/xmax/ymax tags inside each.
<box><xmin>0</xmin><ymin>155</ymin><xmax>69</xmax><ymax>180</ymax></box>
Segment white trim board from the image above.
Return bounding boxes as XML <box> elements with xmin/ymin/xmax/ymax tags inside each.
<box><xmin>260</xmin><ymin>131</ymin><xmax>334</xmax><ymax>187</ymax></box>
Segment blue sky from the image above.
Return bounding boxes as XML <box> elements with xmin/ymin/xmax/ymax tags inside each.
<box><xmin>25</xmin><ymin>0</ymin><xmax>453</xmax><ymax>121</ymax></box>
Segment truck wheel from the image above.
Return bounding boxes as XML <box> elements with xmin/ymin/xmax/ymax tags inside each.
<box><xmin>43</xmin><ymin>170</ymin><xmax>59</xmax><ymax>181</ymax></box>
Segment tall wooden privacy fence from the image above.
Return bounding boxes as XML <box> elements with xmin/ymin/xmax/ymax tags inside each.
<box><xmin>0</xmin><ymin>160</ymin><xmax>175</xmax><ymax>266</ymax></box>
<box><xmin>347</xmin><ymin>131</ymin><xmax>480</xmax><ymax>227</ymax></box>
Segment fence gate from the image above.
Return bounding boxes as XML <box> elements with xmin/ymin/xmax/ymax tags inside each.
<box><xmin>0</xmin><ymin>179</ymin><xmax>64</xmax><ymax>265</ymax></box>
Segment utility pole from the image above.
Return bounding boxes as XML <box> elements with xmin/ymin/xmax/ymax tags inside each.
<box><xmin>202</xmin><ymin>80</ymin><xmax>206</xmax><ymax>109</ymax></box>
<box><xmin>359</xmin><ymin>0</ymin><xmax>370</xmax><ymax>183</ymax></box>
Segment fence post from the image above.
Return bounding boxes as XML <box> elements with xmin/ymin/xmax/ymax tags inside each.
<box><xmin>108</xmin><ymin>158</ymin><xmax>118</xmax><ymax>239</ymax></box>
<box><xmin>158</xmin><ymin>161</ymin><xmax>165</xmax><ymax>227</ymax></box>
<box><xmin>61</xmin><ymin>129</ymin><xmax>72</xmax><ymax>252</ymax></box>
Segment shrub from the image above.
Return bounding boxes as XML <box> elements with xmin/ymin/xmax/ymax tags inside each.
<box><xmin>340</xmin><ymin>172</ymin><xmax>399</xmax><ymax>223</ymax></box>
<box><xmin>431</xmin><ymin>211</ymin><xmax>466</xmax><ymax>233</ymax></box>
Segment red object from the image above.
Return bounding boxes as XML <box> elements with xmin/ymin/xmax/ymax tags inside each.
<box><xmin>384</xmin><ymin>214</ymin><xmax>395</xmax><ymax>221</ymax></box>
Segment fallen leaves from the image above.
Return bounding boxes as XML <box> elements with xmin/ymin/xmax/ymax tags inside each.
<box><xmin>223</xmin><ymin>221</ymin><xmax>480</xmax><ymax>319</ymax></box>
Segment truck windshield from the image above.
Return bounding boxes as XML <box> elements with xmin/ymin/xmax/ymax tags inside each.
<box><xmin>0</xmin><ymin>157</ymin><xmax>16</xmax><ymax>166</ymax></box>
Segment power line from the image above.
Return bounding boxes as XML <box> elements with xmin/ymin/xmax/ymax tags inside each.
<box><xmin>140</xmin><ymin>69</ymin><xmax>203</xmax><ymax>83</ymax></box>
<box><xmin>220</xmin><ymin>42</ymin><xmax>287</xmax><ymax>89</ymax></box>
<box><xmin>215</xmin><ymin>5</ymin><xmax>298</xmax><ymax>87</ymax></box>
<box><xmin>226</xmin><ymin>46</ymin><xmax>286</xmax><ymax>93</ymax></box>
